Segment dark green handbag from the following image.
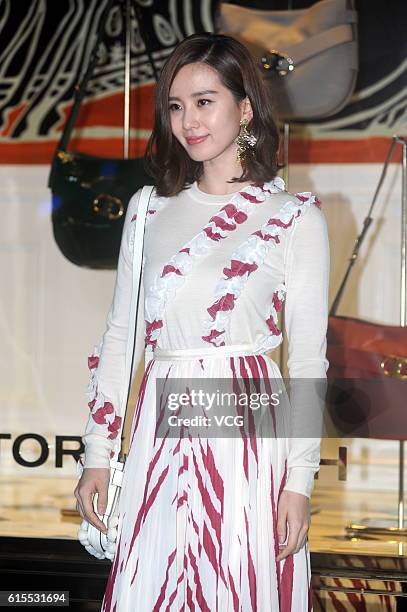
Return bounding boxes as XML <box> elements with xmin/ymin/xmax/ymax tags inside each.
<box><xmin>49</xmin><ymin>150</ymin><xmax>152</xmax><ymax>269</ymax></box>
<box><xmin>48</xmin><ymin>0</ymin><xmax>154</xmax><ymax>270</ymax></box>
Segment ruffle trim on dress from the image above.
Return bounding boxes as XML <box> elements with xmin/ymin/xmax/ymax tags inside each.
<box><xmin>128</xmin><ymin>188</ymin><xmax>167</xmax><ymax>251</ymax></box>
<box><xmin>86</xmin><ymin>343</ymin><xmax>122</xmax><ymax>441</ymax></box>
<box><xmin>201</xmin><ymin>191</ymin><xmax>320</xmax><ymax>347</ymax></box>
<box><xmin>144</xmin><ymin>178</ymin><xmax>286</xmax><ymax>349</ymax></box>
<box><xmin>260</xmin><ymin>283</ymin><xmax>287</xmax><ymax>351</ymax></box>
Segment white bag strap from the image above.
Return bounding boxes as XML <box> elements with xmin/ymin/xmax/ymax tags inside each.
<box><xmin>119</xmin><ymin>185</ymin><xmax>154</xmax><ymax>460</ymax></box>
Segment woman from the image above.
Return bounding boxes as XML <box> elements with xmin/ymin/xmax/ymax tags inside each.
<box><xmin>75</xmin><ymin>32</ymin><xmax>329</xmax><ymax>611</ymax></box>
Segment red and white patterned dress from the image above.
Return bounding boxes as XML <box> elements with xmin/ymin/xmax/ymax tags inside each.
<box><xmin>82</xmin><ymin>177</ymin><xmax>330</xmax><ymax>611</ymax></box>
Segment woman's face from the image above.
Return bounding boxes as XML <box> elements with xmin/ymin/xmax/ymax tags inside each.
<box><xmin>168</xmin><ymin>62</ymin><xmax>252</xmax><ymax>165</ymax></box>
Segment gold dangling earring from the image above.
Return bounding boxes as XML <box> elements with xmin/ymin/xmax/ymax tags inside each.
<box><xmin>235</xmin><ymin>118</ymin><xmax>257</xmax><ymax>163</ymax></box>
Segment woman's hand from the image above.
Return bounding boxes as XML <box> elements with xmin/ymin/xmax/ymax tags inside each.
<box><xmin>74</xmin><ymin>467</ymin><xmax>110</xmax><ymax>534</ymax></box>
<box><xmin>276</xmin><ymin>490</ymin><xmax>311</xmax><ymax>562</ymax></box>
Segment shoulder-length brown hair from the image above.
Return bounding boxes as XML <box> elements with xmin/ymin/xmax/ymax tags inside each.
<box><xmin>144</xmin><ymin>33</ymin><xmax>281</xmax><ymax>197</ymax></box>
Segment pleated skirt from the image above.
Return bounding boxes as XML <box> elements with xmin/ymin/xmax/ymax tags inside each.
<box><xmin>101</xmin><ymin>349</ymin><xmax>312</xmax><ymax>612</ymax></box>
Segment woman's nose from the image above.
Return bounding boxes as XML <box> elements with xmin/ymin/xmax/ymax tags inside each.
<box><xmin>182</xmin><ymin>106</ymin><xmax>199</xmax><ymax>130</ymax></box>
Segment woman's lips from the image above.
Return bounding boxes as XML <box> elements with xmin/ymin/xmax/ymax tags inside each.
<box><xmin>186</xmin><ymin>135</ymin><xmax>208</xmax><ymax>145</ymax></box>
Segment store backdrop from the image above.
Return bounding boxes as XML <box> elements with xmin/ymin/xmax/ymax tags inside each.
<box><xmin>0</xmin><ymin>0</ymin><xmax>406</xmax><ymax>477</ymax></box>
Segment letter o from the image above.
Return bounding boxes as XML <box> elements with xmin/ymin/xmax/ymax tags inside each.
<box><xmin>13</xmin><ymin>434</ymin><xmax>49</xmax><ymax>467</ymax></box>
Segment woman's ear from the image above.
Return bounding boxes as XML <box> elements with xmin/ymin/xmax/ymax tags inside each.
<box><xmin>240</xmin><ymin>96</ymin><xmax>253</xmax><ymax>123</ymax></box>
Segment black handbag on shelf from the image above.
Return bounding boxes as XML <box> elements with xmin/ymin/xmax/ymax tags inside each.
<box><xmin>48</xmin><ymin>0</ymin><xmax>155</xmax><ymax>270</ymax></box>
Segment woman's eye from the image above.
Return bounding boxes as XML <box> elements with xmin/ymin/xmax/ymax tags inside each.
<box><xmin>168</xmin><ymin>99</ymin><xmax>212</xmax><ymax>111</ymax></box>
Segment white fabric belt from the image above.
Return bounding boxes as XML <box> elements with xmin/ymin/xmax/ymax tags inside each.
<box><xmin>152</xmin><ymin>343</ymin><xmax>266</xmax><ymax>361</ymax></box>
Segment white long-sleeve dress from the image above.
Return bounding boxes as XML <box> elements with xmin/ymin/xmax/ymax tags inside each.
<box><xmin>82</xmin><ymin>176</ymin><xmax>330</xmax><ymax>612</ymax></box>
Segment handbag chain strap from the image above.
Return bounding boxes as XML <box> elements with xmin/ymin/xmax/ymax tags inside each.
<box><xmin>330</xmin><ymin>136</ymin><xmax>402</xmax><ymax>316</ymax></box>
<box><xmin>57</xmin><ymin>0</ymin><xmax>159</xmax><ymax>154</ymax></box>
<box><xmin>58</xmin><ymin>0</ymin><xmax>115</xmax><ymax>152</ymax></box>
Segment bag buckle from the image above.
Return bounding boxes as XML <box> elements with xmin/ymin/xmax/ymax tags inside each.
<box><xmin>93</xmin><ymin>194</ymin><xmax>125</xmax><ymax>220</ymax></box>
<box><xmin>261</xmin><ymin>50</ymin><xmax>294</xmax><ymax>76</ymax></box>
<box><xmin>57</xmin><ymin>151</ymin><xmax>74</xmax><ymax>164</ymax></box>
<box><xmin>380</xmin><ymin>355</ymin><xmax>407</xmax><ymax>379</ymax></box>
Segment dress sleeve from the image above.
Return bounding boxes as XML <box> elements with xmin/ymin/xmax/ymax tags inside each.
<box><xmin>82</xmin><ymin>187</ymin><xmax>147</xmax><ymax>468</ymax></box>
<box><xmin>282</xmin><ymin>198</ymin><xmax>330</xmax><ymax>498</ymax></box>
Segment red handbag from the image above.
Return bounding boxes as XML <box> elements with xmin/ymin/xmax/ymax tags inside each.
<box><xmin>326</xmin><ymin>315</ymin><xmax>407</xmax><ymax>439</ymax></box>
<box><xmin>326</xmin><ymin>136</ymin><xmax>407</xmax><ymax>440</ymax></box>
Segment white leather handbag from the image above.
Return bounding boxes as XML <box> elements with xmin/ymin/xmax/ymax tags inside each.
<box><xmin>77</xmin><ymin>184</ymin><xmax>154</xmax><ymax>560</ymax></box>
<box><xmin>217</xmin><ymin>0</ymin><xmax>358</xmax><ymax>120</ymax></box>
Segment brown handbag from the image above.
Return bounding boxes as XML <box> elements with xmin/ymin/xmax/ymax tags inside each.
<box><xmin>326</xmin><ymin>137</ymin><xmax>407</xmax><ymax>440</ymax></box>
